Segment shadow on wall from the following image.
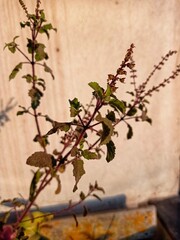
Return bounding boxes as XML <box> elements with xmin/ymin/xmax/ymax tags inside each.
<box><xmin>0</xmin><ymin>98</ymin><xmax>16</xmax><ymax>129</ymax></box>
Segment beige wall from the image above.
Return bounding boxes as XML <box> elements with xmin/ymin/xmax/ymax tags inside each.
<box><xmin>0</xmin><ymin>0</ymin><xmax>180</xmax><ymax>209</ymax></box>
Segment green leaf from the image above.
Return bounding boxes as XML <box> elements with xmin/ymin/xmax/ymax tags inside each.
<box><xmin>96</xmin><ymin>114</ymin><xmax>114</xmax><ymax>145</ymax></box>
<box><xmin>109</xmin><ymin>99</ymin><xmax>126</xmax><ymax>114</ymax></box>
<box><xmin>127</xmin><ymin>107</ymin><xmax>137</xmax><ymax>116</ymax></box>
<box><xmin>39</xmin><ymin>23</ymin><xmax>57</xmax><ymax>39</ymax></box>
<box><xmin>28</xmin><ymin>88</ymin><xmax>43</xmax><ymax>109</ymax></box>
<box><xmin>20</xmin><ymin>21</ymin><xmax>30</xmax><ymax>28</ymax></box>
<box><xmin>69</xmin><ymin>98</ymin><xmax>81</xmax><ymax>117</ymax></box>
<box><xmin>106</xmin><ymin>111</ymin><xmax>116</xmax><ymax>122</ymax></box>
<box><xmin>27</xmin><ymin>38</ymin><xmax>34</xmax><ymax>54</ymax></box>
<box><xmin>22</xmin><ymin>74</ymin><xmax>33</xmax><ymax>83</ymax></box>
<box><xmin>9</xmin><ymin>62</ymin><xmax>22</xmax><ymax>80</ymax></box>
<box><xmin>127</xmin><ymin>124</ymin><xmax>133</xmax><ymax>139</ymax></box>
<box><xmin>16</xmin><ymin>110</ymin><xmax>28</xmax><ymax>116</ymax></box>
<box><xmin>29</xmin><ymin>170</ymin><xmax>44</xmax><ymax>201</ymax></box>
<box><xmin>26</xmin><ymin>151</ymin><xmax>55</xmax><ymax>168</ymax></box>
<box><xmin>106</xmin><ymin>140</ymin><xmax>116</xmax><ymax>162</ymax></box>
<box><xmin>79</xmin><ymin>191</ymin><xmax>86</xmax><ymax>201</ymax></box>
<box><xmin>88</xmin><ymin>82</ymin><xmax>104</xmax><ymax>99</ymax></box>
<box><xmin>104</xmin><ymin>84</ymin><xmax>112</xmax><ymax>102</ymax></box>
<box><xmin>46</xmin><ymin>121</ymin><xmax>71</xmax><ymax>135</ymax></box>
<box><xmin>4</xmin><ymin>36</ymin><xmax>19</xmax><ymax>53</ymax></box>
<box><xmin>72</xmin><ymin>159</ymin><xmax>85</xmax><ymax>192</ymax></box>
<box><xmin>82</xmin><ymin>149</ymin><xmax>99</xmax><ymax>160</ymax></box>
<box><xmin>35</xmin><ymin>43</ymin><xmax>48</xmax><ymax>61</ymax></box>
<box><xmin>43</xmin><ymin>63</ymin><xmax>55</xmax><ymax>79</ymax></box>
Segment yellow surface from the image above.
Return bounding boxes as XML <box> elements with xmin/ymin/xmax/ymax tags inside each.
<box><xmin>40</xmin><ymin>206</ymin><xmax>157</xmax><ymax>240</ymax></box>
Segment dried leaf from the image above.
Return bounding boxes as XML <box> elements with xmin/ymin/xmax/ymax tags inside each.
<box><xmin>72</xmin><ymin>159</ymin><xmax>85</xmax><ymax>192</ymax></box>
<box><xmin>26</xmin><ymin>151</ymin><xmax>54</xmax><ymax>168</ymax></box>
<box><xmin>55</xmin><ymin>174</ymin><xmax>61</xmax><ymax>194</ymax></box>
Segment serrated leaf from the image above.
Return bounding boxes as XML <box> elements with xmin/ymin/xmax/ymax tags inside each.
<box><xmin>26</xmin><ymin>151</ymin><xmax>54</xmax><ymax>168</ymax></box>
<box><xmin>127</xmin><ymin>124</ymin><xmax>133</xmax><ymax>139</ymax></box>
<box><xmin>109</xmin><ymin>99</ymin><xmax>126</xmax><ymax>113</ymax></box>
<box><xmin>88</xmin><ymin>82</ymin><xmax>104</xmax><ymax>99</ymax></box>
<box><xmin>9</xmin><ymin>62</ymin><xmax>22</xmax><ymax>80</ymax></box>
<box><xmin>72</xmin><ymin>159</ymin><xmax>85</xmax><ymax>192</ymax></box>
<box><xmin>43</xmin><ymin>62</ymin><xmax>55</xmax><ymax>80</ymax></box>
<box><xmin>106</xmin><ymin>140</ymin><xmax>116</xmax><ymax>162</ymax></box>
<box><xmin>29</xmin><ymin>170</ymin><xmax>44</xmax><ymax>201</ymax></box>
<box><xmin>82</xmin><ymin>149</ymin><xmax>99</xmax><ymax>160</ymax></box>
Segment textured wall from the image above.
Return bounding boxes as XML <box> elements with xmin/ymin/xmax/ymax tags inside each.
<box><xmin>0</xmin><ymin>0</ymin><xmax>180</xmax><ymax>209</ymax></box>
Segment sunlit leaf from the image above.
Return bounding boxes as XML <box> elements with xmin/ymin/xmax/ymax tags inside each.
<box><xmin>55</xmin><ymin>174</ymin><xmax>61</xmax><ymax>194</ymax></box>
<box><xmin>9</xmin><ymin>62</ymin><xmax>22</xmax><ymax>80</ymax></box>
<box><xmin>39</xmin><ymin>23</ymin><xmax>57</xmax><ymax>39</ymax></box>
<box><xmin>109</xmin><ymin>99</ymin><xmax>126</xmax><ymax>113</ymax></box>
<box><xmin>82</xmin><ymin>149</ymin><xmax>99</xmax><ymax>160</ymax></box>
<box><xmin>22</xmin><ymin>74</ymin><xmax>33</xmax><ymax>83</ymax></box>
<box><xmin>35</xmin><ymin>43</ymin><xmax>48</xmax><ymax>61</ymax></box>
<box><xmin>72</xmin><ymin>159</ymin><xmax>85</xmax><ymax>192</ymax></box>
<box><xmin>4</xmin><ymin>36</ymin><xmax>19</xmax><ymax>53</ymax></box>
<box><xmin>88</xmin><ymin>82</ymin><xmax>104</xmax><ymax>99</ymax></box>
<box><xmin>26</xmin><ymin>151</ymin><xmax>55</xmax><ymax>168</ymax></box>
